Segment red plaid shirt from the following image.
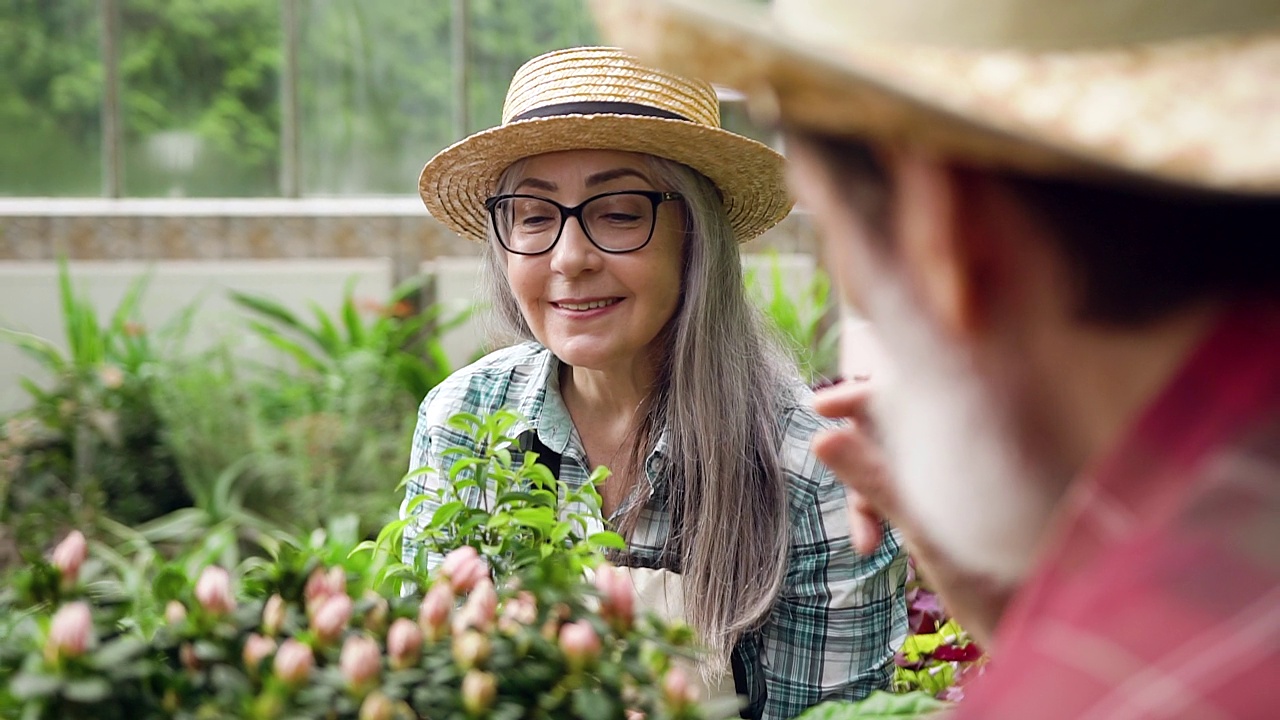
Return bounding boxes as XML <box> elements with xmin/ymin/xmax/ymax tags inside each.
<box><xmin>955</xmin><ymin>301</ymin><xmax>1280</xmax><ymax>719</ymax></box>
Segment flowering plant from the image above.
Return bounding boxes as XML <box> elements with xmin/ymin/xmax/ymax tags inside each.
<box><xmin>0</xmin><ymin>411</ymin><xmax>703</xmax><ymax>719</ymax></box>
<box><xmin>892</xmin><ymin>558</ymin><xmax>988</xmax><ymax>702</ymax></box>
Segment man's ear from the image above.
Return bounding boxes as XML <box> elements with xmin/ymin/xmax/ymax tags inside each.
<box><xmin>890</xmin><ymin>148</ymin><xmax>1001</xmax><ymax>341</ymax></box>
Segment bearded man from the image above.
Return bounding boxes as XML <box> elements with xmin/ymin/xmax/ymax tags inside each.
<box><xmin>593</xmin><ymin>0</ymin><xmax>1280</xmax><ymax>716</ymax></box>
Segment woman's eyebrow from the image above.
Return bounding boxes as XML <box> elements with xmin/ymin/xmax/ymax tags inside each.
<box><xmin>585</xmin><ymin>167</ymin><xmax>652</xmax><ymax>187</ymax></box>
<box><xmin>514</xmin><ymin>177</ymin><xmax>557</xmax><ymax>192</ymax></box>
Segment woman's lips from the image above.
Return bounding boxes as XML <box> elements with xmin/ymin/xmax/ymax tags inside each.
<box><xmin>551</xmin><ymin>297</ymin><xmax>621</xmax><ymax>312</ymax></box>
<box><xmin>549</xmin><ymin>297</ymin><xmax>624</xmax><ymax>318</ymax></box>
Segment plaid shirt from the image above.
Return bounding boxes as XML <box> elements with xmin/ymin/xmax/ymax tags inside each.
<box><xmin>955</xmin><ymin>301</ymin><xmax>1280</xmax><ymax>719</ymax></box>
<box><xmin>401</xmin><ymin>342</ymin><xmax>907</xmax><ymax>720</ymax></box>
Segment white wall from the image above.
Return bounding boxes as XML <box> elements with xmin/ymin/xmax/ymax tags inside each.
<box><xmin>0</xmin><ymin>259</ymin><xmax>393</xmax><ymax>412</ymax></box>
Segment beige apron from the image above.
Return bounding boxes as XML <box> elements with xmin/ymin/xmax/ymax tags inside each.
<box><xmin>618</xmin><ymin>567</ymin><xmax>743</xmax><ymax>719</ymax></box>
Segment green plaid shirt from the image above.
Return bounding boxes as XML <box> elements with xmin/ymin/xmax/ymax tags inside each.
<box><xmin>401</xmin><ymin>342</ymin><xmax>907</xmax><ymax>720</ymax></box>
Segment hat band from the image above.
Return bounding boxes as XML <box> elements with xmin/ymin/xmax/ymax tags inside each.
<box><xmin>511</xmin><ymin>100</ymin><xmax>691</xmax><ymax>123</ymax></box>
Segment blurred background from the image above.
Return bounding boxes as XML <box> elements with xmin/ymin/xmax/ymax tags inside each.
<box><xmin>0</xmin><ymin>0</ymin><xmax>858</xmax><ymax>565</ymax></box>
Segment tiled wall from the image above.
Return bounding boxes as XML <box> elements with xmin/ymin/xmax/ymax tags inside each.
<box><xmin>0</xmin><ymin>199</ymin><xmax>818</xmax><ymax>281</ymax></box>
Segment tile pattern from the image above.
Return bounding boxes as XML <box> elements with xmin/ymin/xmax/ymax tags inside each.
<box><xmin>0</xmin><ymin>203</ymin><xmax>814</xmax><ymax>283</ymax></box>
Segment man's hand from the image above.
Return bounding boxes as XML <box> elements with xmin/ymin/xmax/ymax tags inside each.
<box><xmin>811</xmin><ymin>379</ymin><xmax>1015</xmax><ymax>647</ymax></box>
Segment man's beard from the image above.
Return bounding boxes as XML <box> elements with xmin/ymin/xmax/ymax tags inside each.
<box><xmin>855</xmin><ymin>278</ymin><xmax>1055</xmax><ymax>585</ymax></box>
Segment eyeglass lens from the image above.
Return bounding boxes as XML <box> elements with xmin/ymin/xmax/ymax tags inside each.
<box><xmin>491</xmin><ymin>193</ymin><xmax>657</xmax><ymax>254</ymax></box>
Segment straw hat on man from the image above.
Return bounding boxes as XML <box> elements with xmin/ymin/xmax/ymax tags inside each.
<box><xmin>593</xmin><ymin>0</ymin><xmax>1280</xmax><ymax>717</ymax></box>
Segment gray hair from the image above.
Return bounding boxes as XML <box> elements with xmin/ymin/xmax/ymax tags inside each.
<box><xmin>480</xmin><ymin>154</ymin><xmax>794</xmax><ymax>674</ymax></box>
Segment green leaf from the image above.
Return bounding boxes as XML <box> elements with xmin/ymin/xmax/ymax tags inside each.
<box><xmin>587</xmin><ymin>531</ymin><xmax>626</xmax><ymax>550</ymax></box>
<box><xmin>791</xmin><ymin>691</ymin><xmax>950</xmax><ymax>719</ymax></box>
<box><xmin>90</xmin><ymin>636</ymin><xmax>148</xmax><ymax>669</ymax></box>
<box><xmin>62</xmin><ymin>676</ymin><xmax>112</xmax><ymax>703</ymax></box>
<box><xmin>9</xmin><ymin>670</ymin><xmax>61</xmax><ymax>700</ymax></box>
<box><xmin>571</xmin><ymin>687</ymin><xmax>620</xmax><ymax>718</ymax></box>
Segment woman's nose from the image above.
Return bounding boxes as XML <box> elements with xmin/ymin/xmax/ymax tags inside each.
<box><xmin>548</xmin><ymin>216</ymin><xmax>602</xmax><ymax>276</ymax></box>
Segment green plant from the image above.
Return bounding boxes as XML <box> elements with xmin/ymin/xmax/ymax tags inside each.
<box><xmin>0</xmin><ymin>259</ymin><xmax>194</xmax><ymax>560</ymax></box>
<box><xmin>380</xmin><ymin>409</ymin><xmax>627</xmax><ymax>588</ymax></box>
<box><xmin>792</xmin><ymin>691</ymin><xmax>950</xmax><ymax>719</ymax></box>
<box><xmin>0</xmin><ymin>413</ymin><xmax>705</xmax><ymax>720</ymax></box>
<box><xmin>230</xmin><ymin>274</ymin><xmax>467</xmax><ymax>406</ymax></box>
<box><xmin>744</xmin><ymin>253</ymin><xmax>840</xmax><ymax>384</ymax></box>
<box><xmin>218</xmin><ymin>275</ymin><xmax>470</xmax><ymax>536</ymax></box>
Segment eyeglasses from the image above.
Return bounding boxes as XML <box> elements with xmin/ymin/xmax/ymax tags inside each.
<box><xmin>484</xmin><ymin>190</ymin><xmax>683</xmax><ymax>256</ymax></box>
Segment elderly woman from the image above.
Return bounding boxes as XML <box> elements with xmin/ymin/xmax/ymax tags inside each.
<box><xmin>402</xmin><ymin>47</ymin><xmax>905</xmax><ymax>720</ymax></box>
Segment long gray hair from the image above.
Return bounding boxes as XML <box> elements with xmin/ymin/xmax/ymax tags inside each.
<box><xmin>480</xmin><ymin>154</ymin><xmax>795</xmax><ymax>673</ymax></box>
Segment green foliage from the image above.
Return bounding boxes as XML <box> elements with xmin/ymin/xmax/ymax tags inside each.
<box><xmin>745</xmin><ymin>253</ymin><xmax>840</xmax><ymax>384</ymax></box>
<box><xmin>386</xmin><ymin>410</ymin><xmax>626</xmax><ymax>589</ymax></box>
<box><xmin>0</xmin><ymin>259</ymin><xmax>192</xmax><ymax>554</ymax></box>
<box><xmin>0</xmin><ymin>0</ymin><xmax>602</xmax><ymax>196</ymax></box>
<box><xmin>1</xmin><ymin>262</ymin><xmax>467</xmax><ymax>565</ymax></box>
<box><xmin>230</xmin><ymin>274</ymin><xmax>467</xmax><ymax>405</ymax></box>
<box><xmin>792</xmin><ymin>691</ymin><xmax>950</xmax><ymax>719</ymax></box>
<box><xmin>0</xmin><ymin>425</ymin><xmax>702</xmax><ymax>720</ymax></box>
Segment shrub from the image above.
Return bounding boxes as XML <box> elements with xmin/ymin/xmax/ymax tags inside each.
<box><xmin>0</xmin><ymin>411</ymin><xmax>704</xmax><ymax>720</ymax></box>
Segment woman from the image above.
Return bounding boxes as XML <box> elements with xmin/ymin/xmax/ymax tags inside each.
<box><xmin>402</xmin><ymin>47</ymin><xmax>905</xmax><ymax>720</ymax></box>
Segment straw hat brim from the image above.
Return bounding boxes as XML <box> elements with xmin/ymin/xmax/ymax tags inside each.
<box><xmin>590</xmin><ymin>0</ymin><xmax>1280</xmax><ymax>197</ymax></box>
<box><xmin>420</xmin><ymin>113</ymin><xmax>792</xmax><ymax>244</ymax></box>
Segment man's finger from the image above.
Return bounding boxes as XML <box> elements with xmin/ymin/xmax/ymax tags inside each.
<box><xmin>812</xmin><ymin>425</ymin><xmax>900</xmax><ymax>521</ymax></box>
<box><xmin>812</xmin><ymin>378</ymin><xmax>874</xmax><ymax>420</ymax></box>
<box><xmin>844</xmin><ymin>488</ymin><xmax>885</xmax><ymax>555</ymax></box>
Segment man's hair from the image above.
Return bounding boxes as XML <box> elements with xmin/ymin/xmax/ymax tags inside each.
<box><xmin>795</xmin><ymin>131</ymin><xmax>1280</xmax><ymax>326</ymax></box>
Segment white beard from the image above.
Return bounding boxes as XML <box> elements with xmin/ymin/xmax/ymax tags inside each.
<box><xmin>853</xmin><ymin>279</ymin><xmax>1055</xmax><ymax>585</ymax></box>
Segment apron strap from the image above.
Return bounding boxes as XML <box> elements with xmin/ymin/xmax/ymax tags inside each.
<box><xmin>517</xmin><ymin>429</ymin><xmax>562</xmax><ymax>479</ymax></box>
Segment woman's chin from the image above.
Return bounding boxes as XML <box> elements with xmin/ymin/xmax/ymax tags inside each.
<box><xmin>546</xmin><ymin>339</ymin><xmax>628</xmax><ymax>372</ymax></box>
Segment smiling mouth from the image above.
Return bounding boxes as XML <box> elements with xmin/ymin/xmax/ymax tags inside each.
<box><xmin>553</xmin><ymin>298</ymin><xmax>621</xmax><ymax>311</ymax></box>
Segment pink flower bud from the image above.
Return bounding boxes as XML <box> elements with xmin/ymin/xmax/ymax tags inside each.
<box><xmin>558</xmin><ymin>620</ymin><xmax>602</xmax><ymax>671</ymax></box>
<box><xmin>662</xmin><ymin>667</ymin><xmax>695</xmax><ymax>709</ymax></box>
<box><xmin>440</xmin><ymin>546</ymin><xmax>488</xmax><ymax>594</ymax></box>
<box><xmin>194</xmin><ymin>566</ymin><xmax>236</xmax><ymax>616</ymax></box>
<box><xmin>340</xmin><ymin>634</ymin><xmax>381</xmax><ymax>693</ymax></box>
<box><xmin>417</xmin><ymin>582</ymin><xmax>453</xmax><ymax>641</ymax></box>
<box><xmin>461</xmin><ymin>669</ymin><xmax>497</xmax><ymax>714</ymax></box>
<box><xmin>304</xmin><ymin>566</ymin><xmax>329</xmax><ymax>603</ymax></box>
<box><xmin>304</xmin><ymin>565</ymin><xmax>347</xmax><ymax>617</ymax></box>
<box><xmin>594</xmin><ymin>563</ymin><xmax>634</xmax><ymax>630</ymax></box>
<box><xmin>273</xmin><ymin>638</ymin><xmax>314</xmax><ymax>686</ymax></box>
<box><xmin>453</xmin><ymin>579</ymin><xmax>497</xmax><ymax>634</ymax></box>
<box><xmin>262</xmin><ymin>594</ymin><xmax>287</xmax><ymax>636</ymax></box>
<box><xmin>242</xmin><ymin>633</ymin><xmax>276</xmax><ymax>674</ymax></box>
<box><xmin>165</xmin><ymin>600</ymin><xmax>188</xmax><ymax>626</ymax></box>
<box><xmin>359</xmin><ymin>691</ymin><xmax>397</xmax><ymax>720</ymax></box>
<box><xmin>386</xmin><ymin>618</ymin><xmax>423</xmax><ymax>670</ymax></box>
<box><xmin>498</xmin><ymin>591</ymin><xmax>537</xmax><ymax>634</ymax></box>
<box><xmin>45</xmin><ymin>601</ymin><xmax>93</xmax><ymax>663</ymax></box>
<box><xmin>452</xmin><ymin>630</ymin><xmax>491</xmax><ymax>671</ymax></box>
<box><xmin>51</xmin><ymin>530</ymin><xmax>87</xmax><ymax>584</ymax></box>
<box><xmin>312</xmin><ymin>593</ymin><xmax>353</xmax><ymax>644</ymax></box>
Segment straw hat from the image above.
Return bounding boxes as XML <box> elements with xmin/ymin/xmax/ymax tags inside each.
<box><xmin>419</xmin><ymin>46</ymin><xmax>792</xmax><ymax>244</ymax></box>
<box><xmin>589</xmin><ymin>0</ymin><xmax>1280</xmax><ymax>196</ymax></box>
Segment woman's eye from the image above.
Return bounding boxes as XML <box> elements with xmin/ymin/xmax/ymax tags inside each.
<box><xmin>602</xmin><ymin>213</ymin><xmax>642</xmax><ymax>224</ymax></box>
<box><xmin>518</xmin><ymin>214</ymin><xmax>555</xmax><ymax>228</ymax></box>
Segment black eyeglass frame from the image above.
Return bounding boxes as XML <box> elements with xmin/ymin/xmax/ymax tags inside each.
<box><xmin>483</xmin><ymin>190</ymin><xmax>683</xmax><ymax>256</ymax></box>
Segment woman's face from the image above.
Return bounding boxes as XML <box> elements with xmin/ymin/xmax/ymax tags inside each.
<box><xmin>500</xmin><ymin>149</ymin><xmax>685</xmax><ymax>375</ymax></box>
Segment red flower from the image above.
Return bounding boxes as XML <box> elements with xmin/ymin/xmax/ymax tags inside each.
<box><xmin>931</xmin><ymin>642</ymin><xmax>983</xmax><ymax>663</ymax></box>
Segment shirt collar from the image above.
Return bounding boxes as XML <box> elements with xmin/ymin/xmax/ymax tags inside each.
<box><xmin>518</xmin><ymin>344</ymin><xmax>668</xmax><ymax>495</ymax></box>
